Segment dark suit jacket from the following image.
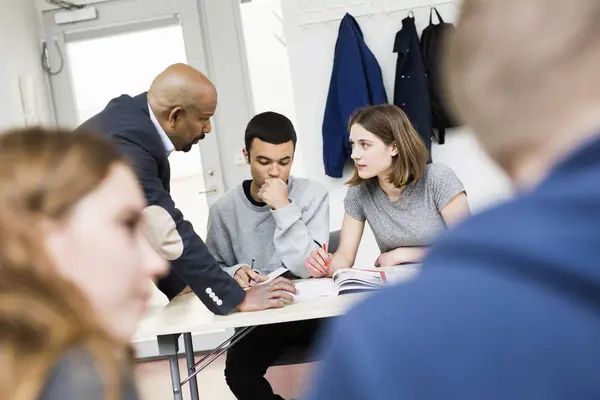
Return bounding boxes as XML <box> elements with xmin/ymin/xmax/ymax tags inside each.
<box><xmin>77</xmin><ymin>92</ymin><xmax>245</xmax><ymax>314</ymax></box>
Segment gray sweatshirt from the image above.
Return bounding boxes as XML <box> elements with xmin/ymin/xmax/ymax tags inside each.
<box><xmin>206</xmin><ymin>176</ymin><xmax>329</xmax><ymax>279</ymax></box>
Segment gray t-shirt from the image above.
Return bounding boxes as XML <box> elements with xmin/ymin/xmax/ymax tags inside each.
<box><xmin>344</xmin><ymin>163</ymin><xmax>465</xmax><ymax>252</ymax></box>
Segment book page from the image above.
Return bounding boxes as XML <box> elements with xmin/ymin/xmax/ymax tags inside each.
<box><xmin>333</xmin><ymin>269</ymin><xmax>387</xmax><ymax>285</ymax></box>
<box><xmin>332</xmin><ymin>268</ymin><xmax>389</xmax><ymax>294</ymax></box>
<box><xmin>292</xmin><ymin>278</ymin><xmax>338</xmax><ymax>301</ymax></box>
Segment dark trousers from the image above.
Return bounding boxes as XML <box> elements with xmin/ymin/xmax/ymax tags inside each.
<box><xmin>224</xmin><ymin>319</ymin><xmax>324</xmax><ymax>400</ymax></box>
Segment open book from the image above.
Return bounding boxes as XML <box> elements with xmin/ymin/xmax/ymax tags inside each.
<box><xmin>292</xmin><ymin>268</ymin><xmax>394</xmax><ymax>301</ymax></box>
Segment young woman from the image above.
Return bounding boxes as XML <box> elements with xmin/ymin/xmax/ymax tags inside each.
<box><xmin>306</xmin><ymin>105</ymin><xmax>469</xmax><ymax>276</ymax></box>
<box><xmin>0</xmin><ymin>127</ymin><xmax>168</xmax><ymax>399</ymax></box>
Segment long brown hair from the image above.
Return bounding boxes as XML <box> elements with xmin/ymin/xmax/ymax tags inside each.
<box><xmin>346</xmin><ymin>104</ymin><xmax>429</xmax><ymax>188</ymax></box>
<box><xmin>0</xmin><ymin>127</ymin><xmax>132</xmax><ymax>400</ymax></box>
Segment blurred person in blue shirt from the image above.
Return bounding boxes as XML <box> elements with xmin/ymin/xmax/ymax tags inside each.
<box><xmin>309</xmin><ymin>0</ymin><xmax>600</xmax><ymax>399</ymax></box>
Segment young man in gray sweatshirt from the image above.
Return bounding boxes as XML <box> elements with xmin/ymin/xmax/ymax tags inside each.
<box><xmin>206</xmin><ymin>111</ymin><xmax>329</xmax><ymax>400</ymax></box>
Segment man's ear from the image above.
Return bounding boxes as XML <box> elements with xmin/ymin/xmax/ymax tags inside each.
<box><xmin>242</xmin><ymin>148</ymin><xmax>250</xmax><ymax>164</ymax></box>
<box><xmin>167</xmin><ymin>107</ymin><xmax>183</xmax><ymax>128</ymax></box>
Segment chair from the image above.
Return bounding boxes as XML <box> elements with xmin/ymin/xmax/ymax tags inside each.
<box><xmin>271</xmin><ymin>230</ymin><xmax>341</xmax><ymax>367</ymax></box>
<box><xmin>328</xmin><ymin>229</ymin><xmax>340</xmax><ymax>254</ymax></box>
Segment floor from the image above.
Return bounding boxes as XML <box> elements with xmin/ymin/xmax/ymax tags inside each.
<box><xmin>134</xmin><ymin>354</ymin><xmax>317</xmax><ymax>400</ymax></box>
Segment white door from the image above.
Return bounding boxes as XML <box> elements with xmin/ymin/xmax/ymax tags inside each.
<box><xmin>40</xmin><ymin>0</ymin><xmax>226</xmax><ymax>238</ymax></box>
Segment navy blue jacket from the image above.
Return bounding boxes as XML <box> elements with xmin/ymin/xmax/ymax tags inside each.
<box><xmin>77</xmin><ymin>93</ymin><xmax>245</xmax><ymax>315</ymax></box>
<box><xmin>322</xmin><ymin>13</ymin><xmax>387</xmax><ymax>178</ymax></box>
<box><xmin>310</xmin><ymin>136</ymin><xmax>600</xmax><ymax>399</ymax></box>
<box><xmin>393</xmin><ymin>16</ymin><xmax>433</xmax><ymax>152</ymax></box>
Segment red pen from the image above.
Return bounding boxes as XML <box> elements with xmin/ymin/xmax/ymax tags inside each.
<box><xmin>314</xmin><ymin>240</ymin><xmax>329</xmax><ymax>268</ymax></box>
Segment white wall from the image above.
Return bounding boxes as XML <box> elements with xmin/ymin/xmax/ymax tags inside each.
<box><xmin>281</xmin><ymin>0</ymin><xmax>513</xmax><ymax>266</ymax></box>
<box><xmin>0</xmin><ymin>0</ymin><xmax>53</xmax><ymax>130</ymax></box>
<box><xmin>240</xmin><ymin>0</ymin><xmax>306</xmax><ymax>175</ymax></box>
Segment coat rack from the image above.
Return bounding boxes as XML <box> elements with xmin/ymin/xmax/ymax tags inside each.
<box><xmin>297</xmin><ymin>0</ymin><xmax>458</xmax><ymax>28</ymax></box>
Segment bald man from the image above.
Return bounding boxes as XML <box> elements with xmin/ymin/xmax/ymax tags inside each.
<box><xmin>310</xmin><ymin>0</ymin><xmax>600</xmax><ymax>399</ymax></box>
<box><xmin>77</xmin><ymin>64</ymin><xmax>296</xmax><ymax>315</ymax></box>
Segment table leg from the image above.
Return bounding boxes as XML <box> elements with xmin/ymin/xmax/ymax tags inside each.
<box><xmin>157</xmin><ymin>334</ymin><xmax>182</xmax><ymax>400</ymax></box>
<box><xmin>156</xmin><ymin>327</ymin><xmax>256</xmax><ymax>398</ymax></box>
<box><xmin>183</xmin><ymin>332</ymin><xmax>200</xmax><ymax>400</ymax></box>
<box><xmin>168</xmin><ymin>354</ymin><xmax>183</xmax><ymax>400</ymax></box>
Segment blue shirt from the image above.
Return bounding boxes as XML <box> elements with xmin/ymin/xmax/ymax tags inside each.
<box><xmin>309</xmin><ymin>136</ymin><xmax>600</xmax><ymax>399</ymax></box>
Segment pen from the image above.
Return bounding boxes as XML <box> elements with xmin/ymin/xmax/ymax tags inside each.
<box><xmin>313</xmin><ymin>240</ymin><xmax>329</xmax><ymax>267</ymax></box>
<box><xmin>251</xmin><ymin>259</ymin><xmax>260</xmax><ymax>275</ymax></box>
<box><xmin>250</xmin><ymin>259</ymin><xmax>261</xmax><ymax>284</ymax></box>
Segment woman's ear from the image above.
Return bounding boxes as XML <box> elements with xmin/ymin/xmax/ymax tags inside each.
<box><xmin>39</xmin><ymin>215</ymin><xmax>60</xmax><ymax>237</ymax></box>
<box><xmin>39</xmin><ymin>216</ymin><xmax>67</xmax><ymax>271</ymax></box>
<box><xmin>390</xmin><ymin>142</ymin><xmax>399</xmax><ymax>157</ymax></box>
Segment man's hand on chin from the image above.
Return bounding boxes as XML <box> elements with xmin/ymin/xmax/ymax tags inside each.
<box><xmin>258</xmin><ymin>178</ymin><xmax>290</xmax><ymax>210</ymax></box>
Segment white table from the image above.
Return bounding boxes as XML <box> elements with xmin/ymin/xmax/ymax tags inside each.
<box><xmin>133</xmin><ymin>266</ymin><xmax>419</xmax><ymax>400</ymax></box>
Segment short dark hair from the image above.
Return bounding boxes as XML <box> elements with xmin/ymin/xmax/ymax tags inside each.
<box><xmin>244</xmin><ymin>111</ymin><xmax>297</xmax><ymax>156</ymax></box>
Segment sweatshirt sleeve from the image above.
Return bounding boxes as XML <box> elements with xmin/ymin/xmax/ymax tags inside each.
<box><xmin>271</xmin><ymin>182</ymin><xmax>330</xmax><ymax>278</ymax></box>
<box><xmin>206</xmin><ymin>204</ymin><xmax>247</xmax><ymax>278</ymax></box>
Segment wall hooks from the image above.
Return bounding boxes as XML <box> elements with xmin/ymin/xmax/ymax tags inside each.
<box><xmin>297</xmin><ymin>0</ymin><xmax>457</xmax><ymax>28</ymax></box>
